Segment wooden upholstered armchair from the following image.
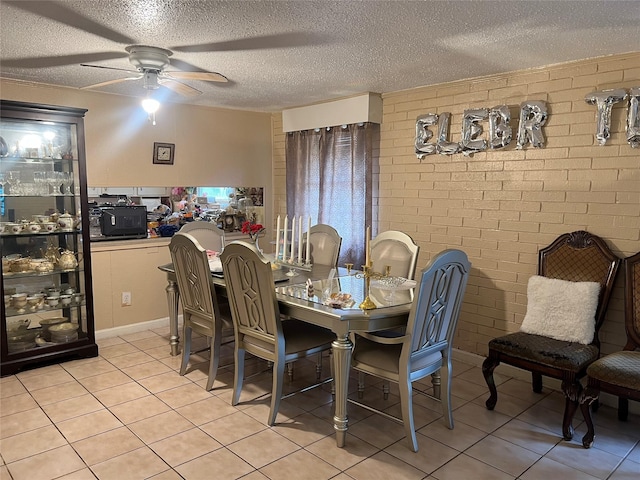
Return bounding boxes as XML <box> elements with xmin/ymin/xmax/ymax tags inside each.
<box><xmin>482</xmin><ymin>231</ymin><xmax>620</xmax><ymax>441</ymax></box>
<box><xmin>580</xmin><ymin>251</ymin><xmax>640</xmax><ymax>448</ymax></box>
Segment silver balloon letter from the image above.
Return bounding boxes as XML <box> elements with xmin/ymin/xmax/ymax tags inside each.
<box><xmin>415</xmin><ymin>114</ymin><xmax>438</xmax><ymax>158</ymax></box>
<box><xmin>489</xmin><ymin>105</ymin><xmax>512</xmax><ymax>149</ymax></box>
<box><xmin>436</xmin><ymin>112</ymin><xmax>460</xmax><ymax>155</ymax></box>
<box><xmin>627</xmin><ymin>87</ymin><xmax>640</xmax><ymax>148</ymax></box>
<box><xmin>516</xmin><ymin>101</ymin><xmax>547</xmax><ymax>149</ymax></box>
<box><xmin>585</xmin><ymin>89</ymin><xmax>627</xmax><ymax>146</ymax></box>
<box><xmin>461</xmin><ymin>108</ymin><xmax>488</xmax><ymax>156</ymax></box>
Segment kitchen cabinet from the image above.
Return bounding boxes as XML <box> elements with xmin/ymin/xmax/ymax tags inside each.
<box><xmin>1</xmin><ymin>100</ymin><xmax>97</xmax><ymax>375</ymax></box>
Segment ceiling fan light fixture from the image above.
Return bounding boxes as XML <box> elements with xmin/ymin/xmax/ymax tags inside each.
<box><xmin>142</xmin><ymin>98</ymin><xmax>160</xmax><ymax>113</ymax></box>
<box><xmin>142</xmin><ymin>97</ymin><xmax>160</xmax><ymax>126</ymax></box>
<box><xmin>143</xmin><ymin>70</ymin><xmax>160</xmax><ymax>90</ymax></box>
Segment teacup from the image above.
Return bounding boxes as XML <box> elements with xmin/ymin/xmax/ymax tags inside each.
<box><xmin>7</xmin><ymin>223</ymin><xmax>23</xmax><ymax>234</ymax></box>
<box><xmin>72</xmin><ymin>293</ymin><xmax>85</xmax><ymax>304</ymax></box>
<box><xmin>42</xmin><ymin>222</ymin><xmax>57</xmax><ymax>232</ymax></box>
<box><xmin>35</xmin><ymin>261</ymin><xmax>54</xmax><ymax>273</ymax></box>
<box><xmin>45</xmin><ymin>296</ymin><xmax>59</xmax><ymax>307</ymax></box>
<box><xmin>0</xmin><ymin>222</ymin><xmax>7</xmax><ymax>234</ymax></box>
<box><xmin>27</xmin><ymin>222</ymin><xmax>41</xmax><ymax>233</ymax></box>
<box><xmin>60</xmin><ymin>294</ymin><xmax>72</xmax><ymax>306</ymax></box>
<box><xmin>11</xmin><ymin>293</ymin><xmax>28</xmax><ymax>308</ymax></box>
<box><xmin>33</xmin><ymin>214</ymin><xmax>51</xmax><ymax>224</ymax></box>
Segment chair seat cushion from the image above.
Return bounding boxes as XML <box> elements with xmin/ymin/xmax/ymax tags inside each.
<box><xmin>587</xmin><ymin>351</ymin><xmax>640</xmax><ymax>389</ymax></box>
<box><xmin>489</xmin><ymin>332</ymin><xmax>599</xmax><ymax>372</ymax></box>
<box><xmin>352</xmin><ymin>335</ymin><xmax>442</xmax><ymax>375</ymax></box>
<box><xmin>243</xmin><ymin>319</ymin><xmax>334</xmax><ymax>356</ymax></box>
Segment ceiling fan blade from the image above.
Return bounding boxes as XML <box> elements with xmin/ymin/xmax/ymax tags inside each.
<box><xmin>171</xmin><ymin>32</ymin><xmax>330</xmax><ymax>53</ymax></box>
<box><xmin>4</xmin><ymin>1</ymin><xmax>136</xmax><ymax>44</ymax></box>
<box><xmin>2</xmin><ymin>52</ymin><xmax>128</xmax><ymax>69</ymax></box>
<box><xmin>160</xmin><ymin>79</ymin><xmax>202</xmax><ymax>97</ymax></box>
<box><xmin>81</xmin><ymin>63</ymin><xmax>139</xmax><ymax>74</ymax></box>
<box><xmin>80</xmin><ymin>75</ymin><xmax>142</xmax><ymax>90</ymax></box>
<box><xmin>164</xmin><ymin>71</ymin><xmax>228</xmax><ymax>83</ymax></box>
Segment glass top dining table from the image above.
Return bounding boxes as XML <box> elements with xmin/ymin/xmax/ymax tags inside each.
<box><xmin>158</xmin><ymin>261</ymin><xmax>415</xmax><ymax>447</ymax></box>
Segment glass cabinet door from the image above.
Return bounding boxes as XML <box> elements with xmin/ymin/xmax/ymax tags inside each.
<box><xmin>1</xmin><ymin>101</ymin><xmax>97</xmax><ymax>374</ymax></box>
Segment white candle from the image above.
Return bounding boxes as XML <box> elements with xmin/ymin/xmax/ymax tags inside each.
<box><xmin>365</xmin><ymin>226</ymin><xmax>370</xmax><ymax>266</ymax></box>
<box><xmin>275</xmin><ymin>215</ymin><xmax>281</xmax><ymax>259</ymax></box>
<box><xmin>283</xmin><ymin>216</ymin><xmax>288</xmax><ymax>261</ymax></box>
<box><xmin>297</xmin><ymin>216</ymin><xmax>303</xmax><ymax>264</ymax></box>
<box><xmin>306</xmin><ymin>216</ymin><xmax>311</xmax><ymax>264</ymax></box>
<box><xmin>290</xmin><ymin>216</ymin><xmax>296</xmax><ymax>261</ymax></box>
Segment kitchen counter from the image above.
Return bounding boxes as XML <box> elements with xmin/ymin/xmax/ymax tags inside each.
<box><xmin>90</xmin><ymin>236</ymin><xmax>170</xmax><ymax>253</ymax></box>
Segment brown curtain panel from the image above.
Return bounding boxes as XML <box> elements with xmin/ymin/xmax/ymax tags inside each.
<box><xmin>286</xmin><ymin>123</ymin><xmax>376</xmax><ymax>267</ymax></box>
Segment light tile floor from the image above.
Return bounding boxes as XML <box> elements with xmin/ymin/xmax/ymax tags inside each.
<box><xmin>1</xmin><ymin>327</ymin><xmax>638</xmax><ymax>480</ymax></box>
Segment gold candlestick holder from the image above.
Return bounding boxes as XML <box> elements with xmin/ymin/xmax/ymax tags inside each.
<box><xmin>354</xmin><ymin>263</ymin><xmax>390</xmax><ymax>310</ymax></box>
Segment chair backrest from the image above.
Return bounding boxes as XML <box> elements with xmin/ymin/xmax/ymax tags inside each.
<box><xmin>403</xmin><ymin>249</ymin><xmax>471</xmax><ymax>369</ymax></box>
<box><xmin>624</xmin><ymin>251</ymin><xmax>640</xmax><ymax>350</ymax></box>
<box><xmin>169</xmin><ymin>232</ymin><xmax>218</xmax><ymax>327</ymax></box>
<box><xmin>370</xmin><ymin>230</ymin><xmax>420</xmax><ymax>279</ymax></box>
<box><xmin>303</xmin><ymin>224</ymin><xmax>342</xmax><ymax>266</ymax></box>
<box><xmin>539</xmin><ymin>231</ymin><xmax>620</xmax><ymax>339</ymax></box>
<box><xmin>220</xmin><ymin>241</ymin><xmax>282</xmax><ymax>356</ymax></box>
<box><xmin>179</xmin><ymin>221</ymin><xmax>225</xmax><ymax>251</ymax></box>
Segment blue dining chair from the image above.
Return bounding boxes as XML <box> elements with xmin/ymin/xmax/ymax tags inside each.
<box><xmin>350</xmin><ymin>249</ymin><xmax>471</xmax><ymax>452</ymax></box>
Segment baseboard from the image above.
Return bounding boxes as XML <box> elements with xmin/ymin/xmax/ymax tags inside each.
<box><xmin>451</xmin><ymin>348</ymin><xmax>640</xmax><ymax>415</ymax></box>
<box><xmin>95</xmin><ymin>317</ymin><xmax>176</xmax><ymax>340</ymax></box>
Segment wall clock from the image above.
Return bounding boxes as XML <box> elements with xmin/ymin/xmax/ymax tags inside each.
<box><xmin>153</xmin><ymin>142</ymin><xmax>175</xmax><ymax>165</ymax></box>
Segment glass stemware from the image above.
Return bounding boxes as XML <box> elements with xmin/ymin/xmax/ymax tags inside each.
<box><xmin>33</xmin><ymin>171</ymin><xmax>47</xmax><ymax>195</ymax></box>
<box><xmin>5</xmin><ymin>170</ymin><xmax>20</xmax><ymax>195</ymax></box>
<box><xmin>61</xmin><ymin>172</ymin><xmax>73</xmax><ymax>195</ymax></box>
<box><xmin>46</xmin><ymin>171</ymin><xmax>61</xmax><ymax>195</ymax></box>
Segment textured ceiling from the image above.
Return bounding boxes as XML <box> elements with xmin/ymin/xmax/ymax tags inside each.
<box><xmin>1</xmin><ymin>0</ymin><xmax>638</xmax><ymax>112</ymax></box>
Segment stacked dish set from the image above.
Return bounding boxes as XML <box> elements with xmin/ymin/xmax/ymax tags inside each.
<box><xmin>5</xmin><ymin>282</ymin><xmax>83</xmax><ymax>350</ymax></box>
<box><xmin>0</xmin><ymin>211</ymin><xmax>79</xmax><ymax>236</ymax></box>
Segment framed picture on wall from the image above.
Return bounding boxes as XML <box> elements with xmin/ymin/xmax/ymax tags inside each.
<box><xmin>153</xmin><ymin>142</ymin><xmax>175</xmax><ymax>165</ymax></box>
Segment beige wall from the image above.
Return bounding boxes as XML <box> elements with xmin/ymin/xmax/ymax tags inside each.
<box><xmin>0</xmin><ymin>79</ymin><xmax>273</xmax><ymax>189</ymax></box>
<box><xmin>1</xmin><ymin>79</ymin><xmax>273</xmax><ymax>330</ymax></box>
<box><xmin>272</xmin><ymin>52</ymin><xmax>640</xmax><ymax>357</ymax></box>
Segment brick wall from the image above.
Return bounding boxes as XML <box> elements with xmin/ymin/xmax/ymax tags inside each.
<box><xmin>272</xmin><ymin>52</ymin><xmax>640</xmax><ymax>357</ymax></box>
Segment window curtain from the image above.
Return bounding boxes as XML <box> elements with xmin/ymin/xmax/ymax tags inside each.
<box><xmin>286</xmin><ymin>123</ymin><xmax>376</xmax><ymax>267</ymax></box>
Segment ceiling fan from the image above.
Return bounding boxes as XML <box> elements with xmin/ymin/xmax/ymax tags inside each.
<box><xmin>2</xmin><ymin>1</ymin><xmax>331</xmax><ymax>98</ymax></box>
<box><xmin>80</xmin><ymin>45</ymin><xmax>227</xmax><ymax>97</ymax></box>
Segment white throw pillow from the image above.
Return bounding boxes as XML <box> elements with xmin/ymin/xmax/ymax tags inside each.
<box><xmin>519</xmin><ymin>275</ymin><xmax>600</xmax><ymax>344</ymax></box>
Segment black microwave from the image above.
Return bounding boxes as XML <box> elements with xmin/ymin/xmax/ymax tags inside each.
<box><xmin>97</xmin><ymin>206</ymin><xmax>147</xmax><ymax>239</ymax></box>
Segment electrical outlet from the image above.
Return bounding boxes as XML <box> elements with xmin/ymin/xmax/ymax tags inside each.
<box><xmin>121</xmin><ymin>291</ymin><xmax>132</xmax><ymax>306</ymax></box>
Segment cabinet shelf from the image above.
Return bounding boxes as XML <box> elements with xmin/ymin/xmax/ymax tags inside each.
<box><xmin>3</xmin><ymin>265</ymin><xmax>85</xmax><ymax>280</ymax></box>
<box><xmin>1</xmin><ymin>100</ymin><xmax>97</xmax><ymax>375</ymax></box>
<box><xmin>0</xmin><ymin>193</ymin><xmax>77</xmax><ymax>198</ymax></box>
<box><xmin>5</xmin><ymin>301</ymin><xmax>87</xmax><ymax>318</ymax></box>
<box><xmin>1</xmin><ymin>230</ymin><xmax>81</xmax><ymax>238</ymax></box>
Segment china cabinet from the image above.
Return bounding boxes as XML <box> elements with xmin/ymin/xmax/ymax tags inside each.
<box><xmin>1</xmin><ymin>100</ymin><xmax>97</xmax><ymax>375</ymax></box>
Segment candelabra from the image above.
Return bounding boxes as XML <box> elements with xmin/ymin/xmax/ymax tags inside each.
<box><xmin>354</xmin><ymin>263</ymin><xmax>391</xmax><ymax>310</ymax></box>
